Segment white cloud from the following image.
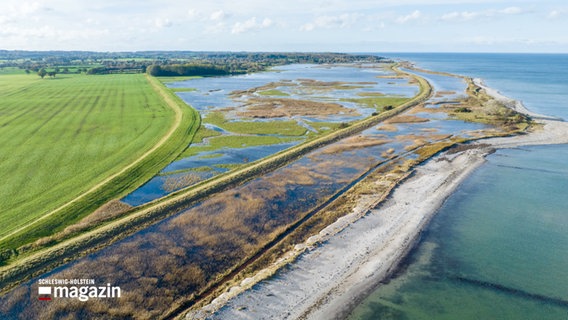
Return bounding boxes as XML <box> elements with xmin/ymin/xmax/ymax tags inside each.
<box><xmin>301</xmin><ymin>13</ymin><xmax>360</xmax><ymax>31</ymax></box>
<box><xmin>441</xmin><ymin>7</ymin><xmax>525</xmax><ymax>22</ymax></box>
<box><xmin>18</xmin><ymin>2</ymin><xmax>43</xmax><ymax>15</ymax></box>
<box><xmin>0</xmin><ymin>15</ymin><xmax>12</xmax><ymax>24</ymax></box>
<box><xmin>210</xmin><ymin>10</ymin><xmax>227</xmax><ymax>21</ymax></box>
<box><xmin>0</xmin><ymin>24</ymin><xmax>109</xmax><ymax>41</ymax></box>
<box><xmin>0</xmin><ymin>25</ymin><xmax>54</xmax><ymax>38</ymax></box>
<box><xmin>441</xmin><ymin>11</ymin><xmax>480</xmax><ymax>21</ymax></box>
<box><xmin>154</xmin><ymin>18</ymin><xmax>172</xmax><ymax>28</ymax></box>
<box><xmin>2</xmin><ymin>1</ymin><xmax>47</xmax><ymax>21</ymax></box>
<box><xmin>500</xmin><ymin>7</ymin><xmax>522</xmax><ymax>15</ymax></box>
<box><xmin>231</xmin><ymin>17</ymin><xmax>273</xmax><ymax>34</ymax></box>
<box><xmin>547</xmin><ymin>9</ymin><xmax>566</xmax><ymax>19</ymax></box>
<box><xmin>187</xmin><ymin>9</ymin><xmax>199</xmax><ymax>20</ymax></box>
<box><xmin>396</xmin><ymin>10</ymin><xmax>421</xmax><ymax>24</ymax></box>
<box><xmin>205</xmin><ymin>22</ymin><xmax>227</xmax><ymax>34</ymax></box>
<box><xmin>0</xmin><ymin>0</ymin><xmax>565</xmax><ymax>52</ymax></box>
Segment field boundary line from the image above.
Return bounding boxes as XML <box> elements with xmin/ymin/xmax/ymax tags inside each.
<box><xmin>0</xmin><ymin>75</ymin><xmax>183</xmax><ymax>242</ymax></box>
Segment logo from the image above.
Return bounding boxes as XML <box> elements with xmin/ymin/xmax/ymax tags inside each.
<box><xmin>37</xmin><ymin>278</ymin><xmax>121</xmax><ymax>302</ymax></box>
<box><xmin>38</xmin><ymin>286</ymin><xmax>52</xmax><ymax>301</ymax></box>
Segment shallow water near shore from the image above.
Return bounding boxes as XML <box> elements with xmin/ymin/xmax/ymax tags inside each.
<box><xmin>390</xmin><ymin>53</ymin><xmax>568</xmax><ymax>120</ymax></box>
<box><xmin>348</xmin><ymin>145</ymin><xmax>568</xmax><ymax>319</ymax></box>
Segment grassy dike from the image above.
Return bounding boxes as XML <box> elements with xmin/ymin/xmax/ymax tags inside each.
<box><xmin>0</xmin><ymin>65</ymin><xmax>431</xmax><ymax>293</ymax></box>
<box><xmin>0</xmin><ymin>75</ymin><xmax>200</xmax><ymax>259</ymax></box>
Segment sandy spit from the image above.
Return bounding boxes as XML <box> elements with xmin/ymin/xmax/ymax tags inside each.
<box><xmin>186</xmin><ymin>84</ymin><xmax>568</xmax><ymax>320</ymax></box>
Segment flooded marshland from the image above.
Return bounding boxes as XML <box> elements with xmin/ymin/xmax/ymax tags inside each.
<box><xmin>0</xmin><ymin>65</ymin><xmax>506</xmax><ymax>319</ymax></box>
<box><xmin>123</xmin><ymin>64</ymin><xmax>418</xmax><ymax>205</ymax></box>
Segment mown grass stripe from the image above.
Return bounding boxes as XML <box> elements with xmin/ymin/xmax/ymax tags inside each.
<box><xmin>0</xmin><ymin>74</ymin><xmax>199</xmax><ymax>252</ymax></box>
<box><xmin>0</xmin><ymin>75</ymin><xmax>176</xmax><ymax>239</ymax></box>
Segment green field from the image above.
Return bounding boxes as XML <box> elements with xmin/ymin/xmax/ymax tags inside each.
<box><xmin>177</xmin><ymin>111</ymin><xmax>308</xmax><ymax>158</ymax></box>
<box><xmin>0</xmin><ymin>73</ymin><xmax>198</xmax><ymax>251</ymax></box>
<box><xmin>202</xmin><ymin>111</ymin><xmax>307</xmax><ymax>136</ymax></box>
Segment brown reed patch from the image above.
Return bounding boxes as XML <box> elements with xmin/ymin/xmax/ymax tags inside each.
<box><xmin>420</xmin><ymin>128</ymin><xmax>440</xmax><ymax>133</ymax></box>
<box><xmin>434</xmin><ymin>91</ymin><xmax>457</xmax><ymax>97</ymax></box>
<box><xmin>384</xmin><ymin>115</ymin><xmax>430</xmax><ymax>124</ymax></box>
<box><xmin>408</xmin><ymin>103</ymin><xmax>448</xmax><ymax>115</ymax></box>
<box><xmin>320</xmin><ymin>135</ymin><xmax>391</xmax><ymax>155</ymax></box>
<box><xmin>163</xmin><ymin>173</ymin><xmax>202</xmax><ymax>192</ymax></box>
<box><xmin>237</xmin><ymin>98</ymin><xmax>357</xmax><ymax>118</ymax></box>
<box><xmin>376</xmin><ymin>124</ymin><xmax>398</xmax><ymax>132</ymax></box>
<box><xmin>396</xmin><ymin>133</ymin><xmax>452</xmax><ymax>143</ymax></box>
<box><xmin>381</xmin><ymin>147</ymin><xmax>396</xmax><ymax>158</ymax></box>
<box><xmin>26</xmin><ymin>200</ymin><xmax>135</xmax><ymax>250</ymax></box>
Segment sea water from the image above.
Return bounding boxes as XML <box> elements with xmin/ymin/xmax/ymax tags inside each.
<box><xmin>349</xmin><ymin>54</ymin><xmax>568</xmax><ymax>319</ymax></box>
<box><xmin>391</xmin><ymin>53</ymin><xmax>568</xmax><ymax>120</ymax></box>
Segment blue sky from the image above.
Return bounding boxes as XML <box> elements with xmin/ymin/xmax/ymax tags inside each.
<box><xmin>1</xmin><ymin>0</ymin><xmax>567</xmax><ymax>52</ymax></box>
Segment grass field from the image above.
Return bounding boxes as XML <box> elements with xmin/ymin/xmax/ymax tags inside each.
<box><xmin>203</xmin><ymin>111</ymin><xmax>307</xmax><ymax>136</ymax></box>
<box><xmin>0</xmin><ymin>72</ymin><xmax>198</xmax><ymax>251</ymax></box>
<box><xmin>177</xmin><ymin>111</ymin><xmax>307</xmax><ymax>158</ymax></box>
<box><xmin>341</xmin><ymin>95</ymin><xmax>410</xmax><ymax>111</ymax></box>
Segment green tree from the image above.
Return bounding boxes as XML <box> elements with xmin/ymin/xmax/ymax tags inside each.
<box><xmin>146</xmin><ymin>64</ymin><xmax>162</xmax><ymax>76</ymax></box>
<box><xmin>38</xmin><ymin>68</ymin><xmax>47</xmax><ymax>79</ymax></box>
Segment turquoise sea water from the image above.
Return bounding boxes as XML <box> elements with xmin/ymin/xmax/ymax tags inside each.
<box><xmin>349</xmin><ymin>54</ymin><xmax>568</xmax><ymax>319</ymax></box>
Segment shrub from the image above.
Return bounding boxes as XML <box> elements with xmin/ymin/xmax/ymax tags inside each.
<box><xmin>455</xmin><ymin>107</ymin><xmax>472</xmax><ymax>113</ymax></box>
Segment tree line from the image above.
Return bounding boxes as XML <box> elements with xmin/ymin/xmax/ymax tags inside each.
<box><xmin>0</xmin><ymin>51</ymin><xmax>390</xmax><ymax>78</ymax></box>
<box><xmin>145</xmin><ymin>64</ymin><xmax>235</xmax><ymax>77</ymax></box>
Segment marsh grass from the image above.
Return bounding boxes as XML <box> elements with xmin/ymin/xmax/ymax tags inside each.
<box><xmin>189</xmin><ymin>126</ymin><xmax>222</xmax><ymax>144</ymax></box>
<box><xmin>320</xmin><ymin>135</ymin><xmax>392</xmax><ymax>155</ymax></box>
<box><xmin>181</xmin><ymin>135</ymin><xmax>302</xmax><ymax>158</ymax></box>
<box><xmin>434</xmin><ymin>91</ymin><xmax>457</xmax><ymax>97</ymax></box>
<box><xmin>257</xmin><ymin>89</ymin><xmax>290</xmax><ymax>96</ymax></box>
<box><xmin>157</xmin><ymin>76</ymin><xmax>202</xmax><ymax>83</ymax></box>
<box><xmin>24</xmin><ymin>200</ymin><xmax>134</xmax><ymax>251</ymax></box>
<box><xmin>170</xmin><ymin>87</ymin><xmax>197</xmax><ymax>92</ymax></box>
<box><xmin>376</xmin><ymin>124</ymin><xmax>399</xmax><ymax>132</ymax></box>
<box><xmin>163</xmin><ymin>173</ymin><xmax>203</xmax><ymax>192</ymax></box>
<box><xmin>385</xmin><ymin>114</ymin><xmax>430</xmax><ymax>124</ymax></box>
<box><xmin>238</xmin><ymin>97</ymin><xmax>357</xmax><ymax>118</ymax></box>
<box><xmin>443</xmin><ymin>78</ymin><xmax>531</xmax><ymax>131</ymax></box>
<box><xmin>305</xmin><ymin>121</ymin><xmax>344</xmax><ymax>134</ymax></box>
<box><xmin>341</xmin><ymin>96</ymin><xmax>409</xmax><ymax>111</ymax></box>
<box><xmin>203</xmin><ymin>111</ymin><xmax>307</xmax><ymax>136</ymax></box>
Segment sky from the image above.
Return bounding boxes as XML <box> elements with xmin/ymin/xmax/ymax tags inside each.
<box><xmin>1</xmin><ymin>0</ymin><xmax>568</xmax><ymax>53</ymax></box>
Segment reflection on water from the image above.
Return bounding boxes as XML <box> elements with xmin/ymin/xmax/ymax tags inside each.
<box><xmin>122</xmin><ymin>142</ymin><xmax>297</xmax><ymax>206</ymax></box>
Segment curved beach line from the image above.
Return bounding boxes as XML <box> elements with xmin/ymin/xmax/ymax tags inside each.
<box><xmin>473</xmin><ymin>78</ymin><xmax>563</xmax><ymax>121</ymax></box>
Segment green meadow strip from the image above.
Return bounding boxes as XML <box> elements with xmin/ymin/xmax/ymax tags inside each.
<box><xmin>0</xmin><ymin>74</ymin><xmax>200</xmax><ymax>252</ymax></box>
